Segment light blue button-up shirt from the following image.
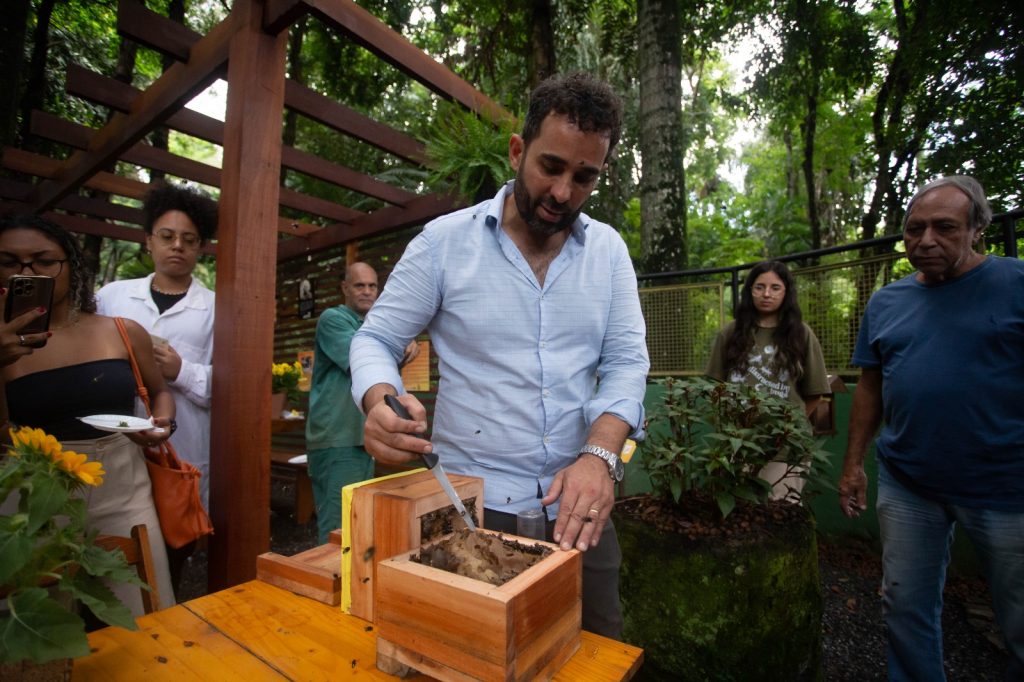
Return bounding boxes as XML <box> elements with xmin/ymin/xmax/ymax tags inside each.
<box><xmin>351</xmin><ymin>182</ymin><xmax>649</xmax><ymax>516</ymax></box>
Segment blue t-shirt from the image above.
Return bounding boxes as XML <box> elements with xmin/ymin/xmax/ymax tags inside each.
<box><xmin>852</xmin><ymin>256</ymin><xmax>1024</xmax><ymax>510</ymax></box>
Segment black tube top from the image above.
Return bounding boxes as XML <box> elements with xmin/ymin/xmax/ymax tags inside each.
<box><xmin>6</xmin><ymin>359</ymin><xmax>138</xmax><ymax>440</ymax></box>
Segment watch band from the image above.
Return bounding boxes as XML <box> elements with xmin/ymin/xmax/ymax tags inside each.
<box><xmin>579</xmin><ymin>444</ymin><xmax>623</xmax><ymax>481</ymax></box>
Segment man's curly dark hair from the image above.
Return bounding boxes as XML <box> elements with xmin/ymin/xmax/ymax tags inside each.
<box><xmin>142</xmin><ymin>183</ymin><xmax>218</xmax><ymax>243</ymax></box>
<box><xmin>521</xmin><ymin>72</ymin><xmax>623</xmax><ymax>160</ymax></box>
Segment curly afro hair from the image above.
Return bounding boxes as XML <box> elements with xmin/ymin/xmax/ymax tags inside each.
<box><xmin>142</xmin><ymin>183</ymin><xmax>218</xmax><ymax>243</ymax></box>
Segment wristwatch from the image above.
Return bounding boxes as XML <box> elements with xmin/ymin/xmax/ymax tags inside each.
<box><xmin>579</xmin><ymin>444</ymin><xmax>624</xmax><ymax>482</ymax></box>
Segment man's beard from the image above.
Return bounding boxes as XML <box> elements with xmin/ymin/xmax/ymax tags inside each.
<box><xmin>513</xmin><ymin>172</ymin><xmax>581</xmax><ymax>239</ymax></box>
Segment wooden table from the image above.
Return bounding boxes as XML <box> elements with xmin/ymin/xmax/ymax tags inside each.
<box><xmin>73</xmin><ymin>580</ymin><xmax>643</xmax><ymax>681</ymax></box>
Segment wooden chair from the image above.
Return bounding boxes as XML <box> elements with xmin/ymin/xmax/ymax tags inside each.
<box><xmin>95</xmin><ymin>524</ymin><xmax>160</xmax><ymax>614</ymax></box>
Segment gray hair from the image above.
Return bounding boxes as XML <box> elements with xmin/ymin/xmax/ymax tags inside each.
<box><xmin>904</xmin><ymin>175</ymin><xmax>992</xmax><ymax>232</ymax></box>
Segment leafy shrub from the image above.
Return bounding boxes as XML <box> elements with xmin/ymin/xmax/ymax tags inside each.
<box><xmin>642</xmin><ymin>376</ymin><xmax>831</xmax><ymax>518</ymax></box>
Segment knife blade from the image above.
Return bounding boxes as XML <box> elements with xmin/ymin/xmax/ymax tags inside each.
<box><xmin>384</xmin><ymin>395</ymin><xmax>477</xmax><ymax>531</ymax></box>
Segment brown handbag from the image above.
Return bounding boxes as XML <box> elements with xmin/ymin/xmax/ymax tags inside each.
<box><xmin>114</xmin><ymin>317</ymin><xmax>213</xmax><ymax>549</ymax></box>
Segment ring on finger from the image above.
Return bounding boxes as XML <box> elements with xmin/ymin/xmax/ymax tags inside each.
<box><xmin>18</xmin><ymin>335</ymin><xmax>26</xmax><ymax>346</ymax></box>
<box><xmin>588</xmin><ymin>507</ymin><xmax>600</xmax><ymax>516</ymax></box>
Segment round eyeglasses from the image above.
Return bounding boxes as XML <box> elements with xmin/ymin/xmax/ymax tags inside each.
<box><xmin>153</xmin><ymin>228</ymin><xmax>201</xmax><ymax>249</ymax></box>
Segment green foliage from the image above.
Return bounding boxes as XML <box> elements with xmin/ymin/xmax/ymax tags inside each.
<box><xmin>423</xmin><ymin>103</ymin><xmax>517</xmax><ymax>203</ymax></box>
<box><xmin>0</xmin><ymin>428</ymin><xmax>142</xmax><ymax>665</ymax></box>
<box><xmin>642</xmin><ymin>377</ymin><xmax>830</xmax><ymax>517</ymax></box>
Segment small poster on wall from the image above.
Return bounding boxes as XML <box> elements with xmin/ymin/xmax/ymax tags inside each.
<box><xmin>298</xmin><ymin>278</ymin><xmax>315</xmax><ymax>319</ymax></box>
<box><xmin>297</xmin><ymin>350</ymin><xmax>314</xmax><ymax>392</ymax></box>
<box><xmin>400</xmin><ymin>340</ymin><xmax>431</xmax><ymax>392</ymax></box>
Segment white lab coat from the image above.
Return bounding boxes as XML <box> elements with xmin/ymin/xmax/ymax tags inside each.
<box><xmin>96</xmin><ymin>274</ymin><xmax>214</xmax><ymax>510</ymax></box>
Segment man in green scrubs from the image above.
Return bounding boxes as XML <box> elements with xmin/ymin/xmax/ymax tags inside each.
<box><xmin>305</xmin><ymin>262</ymin><xmax>396</xmax><ymax>542</ymax></box>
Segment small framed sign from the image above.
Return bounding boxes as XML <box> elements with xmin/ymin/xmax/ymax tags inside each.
<box><xmin>298</xmin><ymin>278</ymin><xmax>315</xmax><ymax>319</ymax></box>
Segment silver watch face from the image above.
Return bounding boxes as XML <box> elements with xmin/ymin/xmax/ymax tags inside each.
<box><xmin>611</xmin><ymin>457</ymin><xmax>624</xmax><ymax>482</ymax></box>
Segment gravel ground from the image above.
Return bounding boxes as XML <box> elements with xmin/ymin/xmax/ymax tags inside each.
<box><xmin>177</xmin><ymin>481</ymin><xmax>1010</xmax><ymax>680</ymax></box>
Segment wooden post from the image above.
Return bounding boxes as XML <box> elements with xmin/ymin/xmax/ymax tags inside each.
<box><xmin>208</xmin><ymin>0</ymin><xmax>288</xmax><ymax>590</ymax></box>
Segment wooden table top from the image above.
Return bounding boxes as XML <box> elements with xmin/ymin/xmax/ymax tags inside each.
<box><xmin>73</xmin><ymin>580</ymin><xmax>643</xmax><ymax>681</ymax></box>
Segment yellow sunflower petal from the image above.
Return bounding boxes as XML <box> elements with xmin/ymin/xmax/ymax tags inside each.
<box><xmin>74</xmin><ymin>460</ymin><xmax>106</xmax><ymax>487</ymax></box>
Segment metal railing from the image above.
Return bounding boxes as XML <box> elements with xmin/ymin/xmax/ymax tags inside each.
<box><xmin>637</xmin><ymin>209</ymin><xmax>1022</xmax><ymax>377</ymax></box>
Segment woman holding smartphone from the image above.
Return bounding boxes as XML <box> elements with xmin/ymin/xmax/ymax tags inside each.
<box><xmin>0</xmin><ymin>214</ymin><xmax>176</xmax><ymax>616</ymax></box>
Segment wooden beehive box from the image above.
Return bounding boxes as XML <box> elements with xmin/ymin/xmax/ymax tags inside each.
<box><xmin>256</xmin><ymin>529</ymin><xmax>342</xmax><ymax>605</ymax></box>
<box><xmin>375</xmin><ymin>530</ymin><xmax>581</xmax><ymax>682</ymax></box>
<box><xmin>348</xmin><ymin>469</ymin><xmax>483</xmax><ymax>621</ymax></box>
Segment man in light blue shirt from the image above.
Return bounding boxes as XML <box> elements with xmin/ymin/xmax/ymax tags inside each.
<box><xmin>350</xmin><ymin>72</ymin><xmax>649</xmax><ymax>639</ymax></box>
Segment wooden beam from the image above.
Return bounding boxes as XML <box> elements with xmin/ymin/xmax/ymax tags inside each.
<box><xmin>277</xmin><ymin>216</ymin><xmax>321</xmax><ymax>236</ymax></box>
<box><xmin>112</xmin><ymin>3</ymin><xmax>435</xmax><ymax>167</ymax></box>
<box><xmin>208</xmin><ymin>0</ymin><xmax>288</xmax><ymax>591</ymax></box>
<box><xmin>2</xmin><ymin>148</ymin><xmax>149</xmax><ymax>201</ymax></box>
<box><xmin>63</xmin><ymin>69</ymin><xmax>415</xmax><ymax>206</ymax></box>
<box><xmin>65</xmin><ymin>66</ymin><xmax>225</xmax><ymax>144</ymax></box>
<box><xmin>295</xmin><ymin>0</ymin><xmax>513</xmax><ymax>127</ymax></box>
<box><xmin>117</xmin><ymin>0</ymin><xmax>193</xmax><ymax>62</ymax></box>
<box><xmin>27</xmin><ymin>7</ymin><xmax>237</xmax><ymax>211</ymax></box>
<box><xmin>276</xmin><ymin>190</ymin><xmax>459</xmax><ymax>261</ymax></box>
<box><xmin>32</xmin><ymin>112</ymin><xmax>362</xmax><ymax>223</ymax></box>
<box><xmin>280</xmin><ymin>145</ymin><xmax>416</xmax><ymax>206</ymax></box>
<box><xmin>283</xmin><ymin>80</ymin><xmax>427</xmax><ymax>164</ymax></box>
<box><xmin>45</xmin><ymin>211</ymin><xmax>148</xmax><ymax>242</ymax></box>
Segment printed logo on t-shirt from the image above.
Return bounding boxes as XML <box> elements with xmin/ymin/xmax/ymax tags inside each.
<box><xmin>730</xmin><ymin>343</ymin><xmax>791</xmax><ymax>401</ymax></box>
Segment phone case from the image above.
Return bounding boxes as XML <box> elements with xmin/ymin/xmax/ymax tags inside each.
<box><xmin>4</xmin><ymin>275</ymin><xmax>54</xmax><ymax>346</ymax></box>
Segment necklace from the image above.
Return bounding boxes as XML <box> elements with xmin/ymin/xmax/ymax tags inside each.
<box><xmin>151</xmin><ymin>282</ymin><xmax>189</xmax><ymax>295</ymax></box>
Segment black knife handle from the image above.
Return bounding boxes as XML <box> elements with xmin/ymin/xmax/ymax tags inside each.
<box><xmin>383</xmin><ymin>394</ymin><xmax>438</xmax><ymax>470</ymax></box>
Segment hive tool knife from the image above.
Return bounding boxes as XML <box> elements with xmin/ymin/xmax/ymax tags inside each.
<box><xmin>384</xmin><ymin>394</ymin><xmax>477</xmax><ymax>531</ymax></box>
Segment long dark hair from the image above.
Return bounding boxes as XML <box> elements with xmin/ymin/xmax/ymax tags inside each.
<box><xmin>724</xmin><ymin>260</ymin><xmax>807</xmax><ymax>380</ymax></box>
<box><xmin>0</xmin><ymin>213</ymin><xmax>97</xmax><ymax>314</ymax></box>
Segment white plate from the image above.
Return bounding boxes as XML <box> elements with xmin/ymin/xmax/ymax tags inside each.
<box><xmin>287</xmin><ymin>454</ymin><xmax>308</xmax><ymax>465</ymax></box>
<box><xmin>79</xmin><ymin>414</ymin><xmax>155</xmax><ymax>433</ymax></box>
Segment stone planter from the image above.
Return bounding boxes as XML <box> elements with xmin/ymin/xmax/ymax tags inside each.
<box><xmin>615</xmin><ymin>498</ymin><xmax>822</xmax><ymax>681</ymax></box>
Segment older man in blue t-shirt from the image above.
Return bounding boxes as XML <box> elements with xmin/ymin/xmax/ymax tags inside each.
<box><xmin>839</xmin><ymin>175</ymin><xmax>1024</xmax><ymax>681</ymax></box>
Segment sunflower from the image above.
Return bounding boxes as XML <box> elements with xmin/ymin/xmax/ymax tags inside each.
<box><xmin>54</xmin><ymin>449</ymin><xmax>106</xmax><ymax>487</ymax></box>
<box><xmin>9</xmin><ymin>426</ymin><xmax>63</xmax><ymax>460</ymax></box>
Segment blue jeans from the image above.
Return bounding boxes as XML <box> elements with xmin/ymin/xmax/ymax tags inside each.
<box><xmin>877</xmin><ymin>460</ymin><xmax>1024</xmax><ymax>681</ymax></box>
<box><xmin>307</xmin><ymin>446</ymin><xmax>375</xmax><ymax>544</ymax></box>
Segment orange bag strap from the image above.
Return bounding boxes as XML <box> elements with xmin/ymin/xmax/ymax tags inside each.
<box><xmin>113</xmin><ymin>317</ymin><xmax>153</xmax><ymax>417</ymax></box>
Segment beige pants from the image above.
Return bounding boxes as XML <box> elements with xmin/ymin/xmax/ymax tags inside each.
<box><xmin>68</xmin><ymin>433</ymin><xmax>175</xmax><ymax>616</ymax></box>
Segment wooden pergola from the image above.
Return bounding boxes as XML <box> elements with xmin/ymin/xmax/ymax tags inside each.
<box><xmin>1</xmin><ymin>0</ymin><xmax>512</xmax><ymax>589</ymax></box>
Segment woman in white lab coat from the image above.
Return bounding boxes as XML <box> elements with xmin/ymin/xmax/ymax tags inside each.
<box><xmin>97</xmin><ymin>183</ymin><xmax>217</xmax><ymax>595</ymax></box>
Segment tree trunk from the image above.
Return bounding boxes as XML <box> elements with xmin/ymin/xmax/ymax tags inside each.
<box><xmin>149</xmin><ymin>0</ymin><xmax>185</xmax><ymax>182</ymax></box>
<box><xmin>0</xmin><ymin>0</ymin><xmax>30</xmax><ymax>152</ymax></box>
<box><xmin>801</xmin><ymin>82</ymin><xmax>821</xmax><ymax>252</ymax></box>
<box><xmin>638</xmin><ymin>0</ymin><xmax>687</xmax><ymax>273</ymax></box>
<box><xmin>18</xmin><ymin>0</ymin><xmax>56</xmax><ymax>154</ymax></box>
<box><xmin>526</xmin><ymin>0</ymin><xmax>556</xmax><ymax>90</ymax></box>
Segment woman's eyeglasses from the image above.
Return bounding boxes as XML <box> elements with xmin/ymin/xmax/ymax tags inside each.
<box><xmin>0</xmin><ymin>257</ymin><xmax>67</xmax><ymax>277</ymax></box>
<box><xmin>153</xmin><ymin>228</ymin><xmax>201</xmax><ymax>249</ymax></box>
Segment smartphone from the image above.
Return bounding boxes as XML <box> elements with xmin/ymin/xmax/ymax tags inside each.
<box><xmin>4</xmin><ymin>275</ymin><xmax>55</xmax><ymax>348</ymax></box>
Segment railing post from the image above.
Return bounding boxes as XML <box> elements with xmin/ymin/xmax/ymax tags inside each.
<box><xmin>1003</xmin><ymin>216</ymin><xmax>1018</xmax><ymax>259</ymax></box>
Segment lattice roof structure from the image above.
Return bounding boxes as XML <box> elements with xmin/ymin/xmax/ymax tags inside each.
<box><xmin>1</xmin><ymin>0</ymin><xmax>512</xmax><ymax>588</ymax></box>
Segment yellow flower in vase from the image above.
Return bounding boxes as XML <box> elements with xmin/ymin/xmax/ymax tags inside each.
<box><xmin>271</xmin><ymin>361</ymin><xmax>304</xmax><ymax>403</ymax></box>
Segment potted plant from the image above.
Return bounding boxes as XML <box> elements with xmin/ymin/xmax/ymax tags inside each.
<box><xmin>615</xmin><ymin>377</ymin><xmax>831</xmax><ymax>681</ymax></box>
<box><xmin>271</xmin><ymin>360</ymin><xmax>303</xmax><ymax>415</ymax></box>
<box><xmin>0</xmin><ymin>427</ymin><xmax>143</xmax><ymax>678</ymax></box>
